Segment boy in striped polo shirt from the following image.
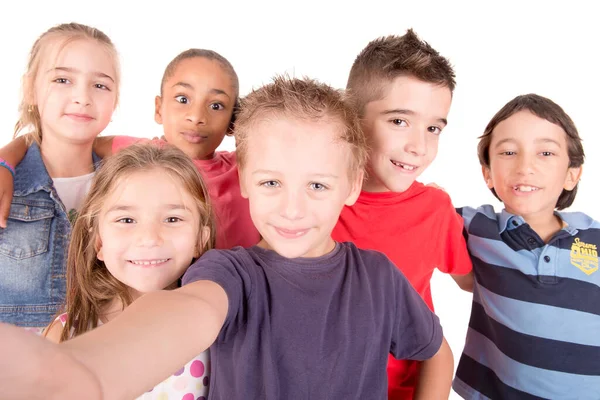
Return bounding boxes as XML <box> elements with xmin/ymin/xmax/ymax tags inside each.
<box><xmin>453</xmin><ymin>94</ymin><xmax>600</xmax><ymax>399</ymax></box>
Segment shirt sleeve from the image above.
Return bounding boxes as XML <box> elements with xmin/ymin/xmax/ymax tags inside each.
<box><xmin>436</xmin><ymin>196</ymin><xmax>472</xmax><ymax>275</ymax></box>
<box><xmin>390</xmin><ymin>265</ymin><xmax>444</xmax><ymax>361</ymax></box>
<box><xmin>181</xmin><ymin>248</ymin><xmax>252</xmax><ymax>341</ymax></box>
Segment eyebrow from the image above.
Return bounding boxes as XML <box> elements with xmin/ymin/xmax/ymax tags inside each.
<box><xmin>48</xmin><ymin>67</ymin><xmax>115</xmax><ymax>82</ymax></box>
<box><xmin>105</xmin><ymin>204</ymin><xmax>189</xmax><ymax>213</ymax></box>
<box><xmin>381</xmin><ymin>109</ymin><xmax>447</xmax><ymax>126</ymax></box>
<box><xmin>252</xmin><ymin>170</ymin><xmax>339</xmax><ymax>179</ymax></box>
<box><xmin>494</xmin><ymin>137</ymin><xmax>562</xmax><ymax>148</ymax></box>
<box><xmin>172</xmin><ymin>82</ymin><xmax>230</xmax><ymax>98</ymax></box>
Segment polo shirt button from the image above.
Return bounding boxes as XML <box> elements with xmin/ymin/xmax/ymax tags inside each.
<box><xmin>544</xmin><ymin>255</ymin><xmax>551</xmax><ymax>262</ymax></box>
<box><xmin>512</xmin><ymin>220</ymin><xmax>519</xmax><ymax>226</ymax></box>
<box><xmin>527</xmin><ymin>237</ymin><xmax>537</xmax><ymax>245</ymax></box>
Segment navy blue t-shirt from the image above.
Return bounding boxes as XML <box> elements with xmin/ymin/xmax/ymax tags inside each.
<box><xmin>182</xmin><ymin>241</ymin><xmax>442</xmax><ymax>399</ymax></box>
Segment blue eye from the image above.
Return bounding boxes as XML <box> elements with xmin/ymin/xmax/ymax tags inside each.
<box><xmin>310</xmin><ymin>182</ymin><xmax>327</xmax><ymax>191</ymax></box>
<box><xmin>260</xmin><ymin>180</ymin><xmax>280</xmax><ymax>188</ymax></box>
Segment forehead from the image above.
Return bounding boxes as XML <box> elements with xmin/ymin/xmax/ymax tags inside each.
<box><xmin>39</xmin><ymin>37</ymin><xmax>117</xmax><ymax>78</ymax></box>
<box><xmin>243</xmin><ymin>117</ymin><xmax>353</xmax><ymax>175</ymax></box>
<box><xmin>163</xmin><ymin>57</ymin><xmax>235</xmax><ymax>93</ymax></box>
<box><xmin>368</xmin><ymin>75</ymin><xmax>452</xmax><ymax>119</ymax></box>
<box><xmin>103</xmin><ymin>169</ymin><xmax>196</xmax><ymax>209</ymax></box>
<box><xmin>491</xmin><ymin>110</ymin><xmax>567</xmax><ymax>146</ymax></box>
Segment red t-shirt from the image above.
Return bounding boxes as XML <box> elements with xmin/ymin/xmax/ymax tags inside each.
<box><xmin>113</xmin><ymin>136</ymin><xmax>260</xmax><ymax>250</ymax></box>
<box><xmin>332</xmin><ymin>181</ymin><xmax>472</xmax><ymax>399</ymax></box>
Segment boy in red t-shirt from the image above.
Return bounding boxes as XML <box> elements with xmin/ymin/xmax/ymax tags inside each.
<box><xmin>332</xmin><ymin>29</ymin><xmax>473</xmax><ymax>399</ymax></box>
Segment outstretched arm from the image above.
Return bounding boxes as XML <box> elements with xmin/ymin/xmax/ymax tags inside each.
<box><xmin>0</xmin><ymin>136</ymin><xmax>28</xmax><ymax>228</ymax></box>
<box><xmin>0</xmin><ymin>280</ymin><xmax>228</xmax><ymax>399</ymax></box>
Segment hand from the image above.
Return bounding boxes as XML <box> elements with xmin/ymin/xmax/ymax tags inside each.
<box><xmin>426</xmin><ymin>182</ymin><xmax>446</xmax><ymax>192</ymax></box>
<box><xmin>0</xmin><ymin>323</ymin><xmax>102</xmax><ymax>399</ymax></box>
<box><xmin>0</xmin><ymin>167</ymin><xmax>14</xmax><ymax>228</ymax></box>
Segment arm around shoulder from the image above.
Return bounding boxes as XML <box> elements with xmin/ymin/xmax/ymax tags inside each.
<box><xmin>451</xmin><ymin>271</ymin><xmax>474</xmax><ymax>292</ymax></box>
<box><xmin>0</xmin><ymin>135</ymin><xmax>30</xmax><ymax>227</ymax></box>
<box><xmin>92</xmin><ymin>135</ymin><xmax>115</xmax><ymax>158</ymax></box>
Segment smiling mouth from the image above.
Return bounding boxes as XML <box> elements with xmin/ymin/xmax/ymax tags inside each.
<box><xmin>390</xmin><ymin>160</ymin><xmax>418</xmax><ymax>171</ymax></box>
<box><xmin>65</xmin><ymin>113</ymin><xmax>94</xmax><ymax>121</ymax></box>
<box><xmin>274</xmin><ymin>227</ymin><xmax>310</xmax><ymax>238</ymax></box>
<box><xmin>128</xmin><ymin>258</ymin><xmax>170</xmax><ymax>266</ymax></box>
<box><xmin>513</xmin><ymin>185</ymin><xmax>540</xmax><ymax>192</ymax></box>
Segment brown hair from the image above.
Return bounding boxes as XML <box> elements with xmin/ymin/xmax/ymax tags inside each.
<box><xmin>234</xmin><ymin>75</ymin><xmax>368</xmax><ymax>179</ymax></box>
<box><xmin>160</xmin><ymin>48</ymin><xmax>240</xmax><ymax>132</ymax></box>
<box><xmin>347</xmin><ymin>29</ymin><xmax>455</xmax><ymax>116</ymax></box>
<box><xmin>478</xmin><ymin>94</ymin><xmax>585</xmax><ymax>209</ymax></box>
<box><xmin>14</xmin><ymin>22</ymin><xmax>120</xmax><ymax>145</ymax></box>
<box><xmin>58</xmin><ymin>143</ymin><xmax>215</xmax><ymax>342</ymax></box>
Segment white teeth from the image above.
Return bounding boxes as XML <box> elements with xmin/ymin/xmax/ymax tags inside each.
<box><xmin>391</xmin><ymin>161</ymin><xmax>416</xmax><ymax>171</ymax></box>
<box><xmin>514</xmin><ymin>185</ymin><xmax>538</xmax><ymax>192</ymax></box>
<box><xmin>130</xmin><ymin>259</ymin><xmax>168</xmax><ymax>265</ymax></box>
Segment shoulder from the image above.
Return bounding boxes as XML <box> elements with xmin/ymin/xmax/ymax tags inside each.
<box><xmin>456</xmin><ymin>204</ymin><xmax>498</xmax><ymax>230</ymax></box>
<box><xmin>559</xmin><ymin>211</ymin><xmax>600</xmax><ymax>231</ymax></box>
<box><xmin>182</xmin><ymin>247</ymin><xmax>254</xmax><ymax>284</ymax></box>
<box><xmin>215</xmin><ymin>150</ymin><xmax>236</xmax><ymax>161</ymax></box>
<box><xmin>339</xmin><ymin>242</ymin><xmax>403</xmax><ymax>279</ymax></box>
<box><xmin>414</xmin><ymin>183</ymin><xmax>456</xmax><ymax>213</ymax></box>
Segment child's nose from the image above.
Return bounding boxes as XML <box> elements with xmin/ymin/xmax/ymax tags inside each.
<box><xmin>186</xmin><ymin>106</ymin><xmax>207</xmax><ymax>125</ymax></box>
<box><xmin>280</xmin><ymin>190</ymin><xmax>306</xmax><ymax>221</ymax></box>
<box><xmin>135</xmin><ymin>224</ymin><xmax>163</xmax><ymax>247</ymax></box>
<box><xmin>404</xmin><ymin>129</ymin><xmax>427</xmax><ymax>156</ymax></box>
<box><xmin>72</xmin><ymin>83</ymin><xmax>92</xmax><ymax>106</ymax></box>
<box><xmin>516</xmin><ymin>154</ymin><xmax>536</xmax><ymax>175</ymax></box>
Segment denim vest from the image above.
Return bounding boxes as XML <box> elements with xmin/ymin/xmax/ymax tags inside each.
<box><xmin>0</xmin><ymin>144</ymin><xmax>100</xmax><ymax>327</ymax></box>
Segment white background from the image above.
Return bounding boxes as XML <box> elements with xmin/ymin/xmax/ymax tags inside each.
<box><xmin>1</xmin><ymin>1</ymin><xmax>598</xmax><ymax>397</ymax></box>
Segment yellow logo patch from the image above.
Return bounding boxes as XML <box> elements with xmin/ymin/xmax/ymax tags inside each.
<box><xmin>570</xmin><ymin>238</ymin><xmax>599</xmax><ymax>276</ymax></box>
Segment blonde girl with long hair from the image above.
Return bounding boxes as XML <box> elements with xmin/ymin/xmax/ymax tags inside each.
<box><xmin>45</xmin><ymin>143</ymin><xmax>215</xmax><ymax>399</ymax></box>
<box><xmin>0</xmin><ymin>22</ymin><xmax>119</xmax><ymax>330</ymax></box>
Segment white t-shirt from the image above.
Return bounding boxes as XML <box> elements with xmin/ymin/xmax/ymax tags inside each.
<box><xmin>53</xmin><ymin>172</ymin><xmax>95</xmax><ymax>223</ymax></box>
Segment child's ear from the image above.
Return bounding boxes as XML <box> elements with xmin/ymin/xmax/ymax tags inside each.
<box><xmin>154</xmin><ymin>96</ymin><xmax>163</xmax><ymax>125</ymax></box>
<box><xmin>481</xmin><ymin>165</ymin><xmax>494</xmax><ymax>189</ymax></box>
<box><xmin>564</xmin><ymin>166</ymin><xmax>583</xmax><ymax>191</ymax></box>
<box><xmin>196</xmin><ymin>226</ymin><xmax>212</xmax><ymax>257</ymax></box>
<box><xmin>95</xmin><ymin>235</ymin><xmax>104</xmax><ymax>261</ymax></box>
<box><xmin>344</xmin><ymin>170</ymin><xmax>364</xmax><ymax>206</ymax></box>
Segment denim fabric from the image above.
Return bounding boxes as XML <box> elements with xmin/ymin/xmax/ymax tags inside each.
<box><xmin>0</xmin><ymin>143</ymin><xmax>100</xmax><ymax>327</ymax></box>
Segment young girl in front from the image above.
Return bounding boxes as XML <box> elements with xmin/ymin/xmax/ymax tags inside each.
<box><xmin>0</xmin><ymin>23</ymin><xmax>119</xmax><ymax>330</ymax></box>
<box><xmin>0</xmin><ymin>48</ymin><xmax>259</xmax><ymax>250</ymax></box>
<box><xmin>46</xmin><ymin>143</ymin><xmax>215</xmax><ymax>399</ymax></box>
<box><xmin>0</xmin><ymin>77</ymin><xmax>453</xmax><ymax>400</ymax></box>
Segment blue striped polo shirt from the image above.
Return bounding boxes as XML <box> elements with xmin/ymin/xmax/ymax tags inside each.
<box><xmin>452</xmin><ymin>205</ymin><xmax>600</xmax><ymax>400</ymax></box>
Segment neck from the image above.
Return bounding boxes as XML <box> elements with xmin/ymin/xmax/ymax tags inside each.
<box><xmin>40</xmin><ymin>135</ymin><xmax>94</xmax><ymax>178</ymax></box>
<box><xmin>520</xmin><ymin>211</ymin><xmax>563</xmax><ymax>243</ymax></box>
